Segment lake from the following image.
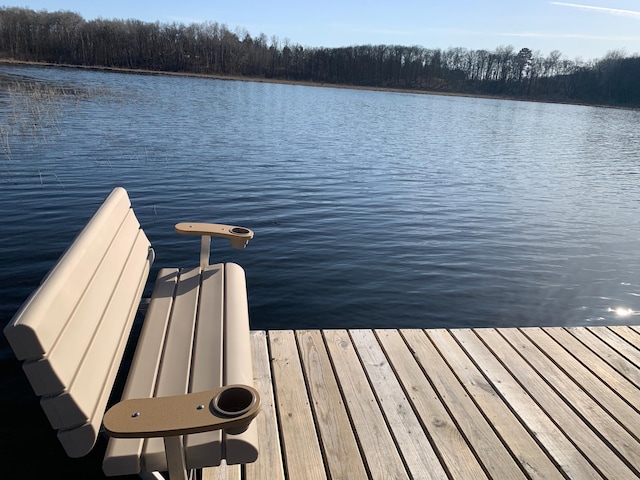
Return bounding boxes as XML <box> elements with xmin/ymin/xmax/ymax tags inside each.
<box><xmin>1</xmin><ymin>64</ymin><xmax>639</xmax><ymax>344</ymax></box>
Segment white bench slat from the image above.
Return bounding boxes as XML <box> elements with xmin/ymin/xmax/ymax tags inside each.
<box><xmin>4</xmin><ymin>187</ymin><xmax>132</xmax><ymax>360</ymax></box>
<box><xmin>155</xmin><ymin>267</ymin><xmax>201</xmax><ymax>396</ymax></box>
<box><xmin>185</xmin><ymin>264</ymin><xmax>225</xmax><ymax>468</ymax></box>
<box><xmin>223</xmin><ymin>263</ymin><xmax>258</xmax><ymax>465</ymax></box>
<box><xmin>144</xmin><ymin>266</ymin><xmax>202</xmax><ymax>473</ymax></box>
<box><xmin>103</xmin><ymin>268</ymin><xmax>179</xmax><ymax>477</ymax></box>
<box><xmin>23</xmin><ymin>210</ymin><xmax>144</xmax><ymax>397</ymax></box>
<box><xmin>39</xmin><ymin>230</ymin><xmax>151</xmax><ymax>427</ymax></box>
<box><xmin>46</xmin><ymin>231</ymin><xmax>153</xmax><ymax>457</ymax></box>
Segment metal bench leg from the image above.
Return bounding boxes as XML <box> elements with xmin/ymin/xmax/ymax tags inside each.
<box><xmin>138</xmin><ymin>472</ymin><xmax>165</xmax><ymax>480</ymax></box>
<box><xmin>164</xmin><ymin>436</ymin><xmax>189</xmax><ymax>480</ymax></box>
<box><xmin>199</xmin><ymin>235</ymin><xmax>211</xmax><ymax>270</ymax></box>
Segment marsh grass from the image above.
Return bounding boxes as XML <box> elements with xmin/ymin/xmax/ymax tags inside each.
<box><xmin>0</xmin><ymin>77</ymin><xmax>109</xmax><ymax>184</ymax></box>
<box><xmin>5</xmin><ymin>80</ymin><xmax>71</xmax><ymax>136</ymax></box>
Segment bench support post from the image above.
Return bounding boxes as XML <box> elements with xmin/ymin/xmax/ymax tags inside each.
<box><xmin>164</xmin><ymin>436</ymin><xmax>189</xmax><ymax>480</ymax></box>
<box><xmin>199</xmin><ymin>236</ymin><xmax>211</xmax><ymax>271</ymax></box>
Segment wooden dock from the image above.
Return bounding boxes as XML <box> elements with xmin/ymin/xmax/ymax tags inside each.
<box><xmin>206</xmin><ymin>326</ymin><xmax>640</xmax><ymax>480</ymax></box>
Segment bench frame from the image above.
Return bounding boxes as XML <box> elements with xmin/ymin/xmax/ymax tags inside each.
<box><xmin>3</xmin><ymin>187</ymin><xmax>260</xmax><ymax>480</ymax></box>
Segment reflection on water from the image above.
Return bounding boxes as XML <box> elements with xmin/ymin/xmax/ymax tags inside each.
<box><xmin>609</xmin><ymin>307</ymin><xmax>636</xmax><ymax>318</ymax></box>
<box><xmin>0</xmin><ymin>64</ymin><xmax>639</xmax><ymax>335</ymax></box>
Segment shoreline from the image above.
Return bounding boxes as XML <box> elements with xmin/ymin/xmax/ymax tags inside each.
<box><xmin>0</xmin><ymin>58</ymin><xmax>634</xmax><ymax>110</ymax></box>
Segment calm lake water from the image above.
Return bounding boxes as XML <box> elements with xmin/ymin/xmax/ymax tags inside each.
<box><xmin>1</xmin><ymin>64</ymin><xmax>640</xmax><ymax>347</ymax></box>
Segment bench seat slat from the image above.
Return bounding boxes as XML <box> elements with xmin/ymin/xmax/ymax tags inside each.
<box><xmin>223</xmin><ymin>263</ymin><xmax>259</xmax><ymax>465</ymax></box>
<box><xmin>143</xmin><ymin>266</ymin><xmax>202</xmax><ymax>473</ymax></box>
<box><xmin>103</xmin><ymin>268</ymin><xmax>179</xmax><ymax>477</ymax></box>
<box><xmin>185</xmin><ymin>264</ymin><xmax>225</xmax><ymax>468</ymax></box>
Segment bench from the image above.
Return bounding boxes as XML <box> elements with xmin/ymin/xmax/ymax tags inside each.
<box><xmin>3</xmin><ymin>187</ymin><xmax>260</xmax><ymax>480</ymax></box>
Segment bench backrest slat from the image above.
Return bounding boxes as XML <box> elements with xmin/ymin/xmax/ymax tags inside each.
<box><xmin>41</xmin><ymin>232</ymin><xmax>153</xmax><ymax>427</ymax></box>
<box><xmin>54</xmin><ymin>231</ymin><xmax>153</xmax><ymax>457</ymax></box>
<box><xmin>3</xmin><ymin>187</ymin><xmax>154</xmax><ymax>458</ymax></box>
<box><xmin>22</xmin><ymin>211</ymin><xmax>146</xmax><ymax>397</ymax></box>
<box><xmin>5</xmin><ymin>187</ymin><xmax>134</xmax><ymax>360</ymax></box>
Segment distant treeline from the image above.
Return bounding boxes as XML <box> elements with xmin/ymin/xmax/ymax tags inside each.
<box><xmin>1</xmin><ymin>7</ymin><xmax>639</xmax><ymax>107</ymax></box>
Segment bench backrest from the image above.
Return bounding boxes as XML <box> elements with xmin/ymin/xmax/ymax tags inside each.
<box><xmin>3</xmin><ymin>187</ymin><xmax>154</xmax><ymax>458</ymax></box>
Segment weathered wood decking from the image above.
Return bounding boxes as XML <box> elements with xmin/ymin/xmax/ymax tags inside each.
<box><xmin>206</xmin><ymin>326</ymin><xmax>640</xmax><ymax>480</ymax></box>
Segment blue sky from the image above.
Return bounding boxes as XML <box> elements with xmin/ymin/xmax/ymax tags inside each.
<box><xmin>6</xmin><ymin>1</ymin><xmax>640</xmax><ymax>61</ymax></box>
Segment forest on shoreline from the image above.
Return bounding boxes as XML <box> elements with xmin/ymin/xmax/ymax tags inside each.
<box><xmin>1</xmin><ymin>7</ymin><xmax>639</xmax><ymax>108</ymax></box>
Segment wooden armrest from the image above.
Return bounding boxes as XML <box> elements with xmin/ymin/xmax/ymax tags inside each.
<box><xmin>175</xmin><ymin>223</ymin><xmax>254</xmax><ymax>249</ymax></box>
<box><xmin>103</xmin><ymin>385</ymin><xmax>260</xmax><ymax>438</ymax></box>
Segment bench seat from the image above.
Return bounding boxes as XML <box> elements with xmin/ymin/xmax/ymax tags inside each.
<box><xmin>103</xmin><ymin>263</ymin><xmax>258</xmax><ymax>476</ymax></box>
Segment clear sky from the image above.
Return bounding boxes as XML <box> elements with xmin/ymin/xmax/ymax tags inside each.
<box><xmin>6</xmin><ymin>1</ymin><xmax>640</xmax><ymax>61</ymax></box>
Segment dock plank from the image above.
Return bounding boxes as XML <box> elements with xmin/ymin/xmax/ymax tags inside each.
<box><xmin>268</xmin><ymin>330</ymin><xmax>326</xmax><ymax>480</ymax></box>
<box><xmin>244</xmin><ymin>331</ymin><xmax>284</xmax><ymax>480</ymax></box>
<box><xmin>402</xmin><ymin>329</ymin><xmax>527</xmax><ymax>480</ymax></box>
<box><xmin>376</xmin><ymin>329</ymin><xmax>486</xmax><ymax>480</ymax></box>
<box><xmin>542</xmin><ymin>327</ymin><xmax>640</xmax><ymax>409</ymax></box>
<box><xmin>203</xmin><ymin>462</ymin><xmax>240</xmax><ymax>480</ymax></box>
<box><xmin>452</xmin><ymin>328</ymin><xmax>603</xmax><ymax>479</ymax></box>
<box><xmin>525</xmin><ymin>328</ymin><xmax>640</xmax><ymax>433</ymax></box>
<box><xmin>296</xmin><ymin>330</ymin><xmax>369</xmax><ymax>480</ymax></box>
<box><xmin>502</xmin><ymin>328</ymin><xmax>640</xmax><ymax>474</ymax></box>
<box><xmin>567</xmin><ymin>326</ymin><xmax>640</xmax><ymax>387</ymax></box>
<box><xmin>609</xmin><ymin>325</ymin><xmax>640</xmax><ymax>349</ymax></box>
<box><xmin>478</xmin><ymin>328</ymin><xmax>637</xmax><ymax>479</ymax></box>
<box><xmin>350</xmin><ymin>329</ymin><xmax>448</xmax><ymax>480</ymax></box>
<box><xmin>323</xmin><ymin>329</ymin><xmax>409</xmax><ymax>480</ymax></box>
<box><xmin>588</xmin><ymin>327</ymin><xmax>640</xmax><ymax>368</ymax></box>
<box><xmin>425</xmin><ymin>329</ymin><xmax>563</xmax><ymax>480</ymax></box>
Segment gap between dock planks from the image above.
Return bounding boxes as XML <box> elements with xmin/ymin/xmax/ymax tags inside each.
<box><xmin>204</xmin><ymin>326</ymin><xmax>640</xmax><ymax>480</ymax></box>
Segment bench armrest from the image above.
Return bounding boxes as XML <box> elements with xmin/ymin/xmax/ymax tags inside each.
<box><xmin>175</xmin><ymin>223</ymin><xmax>254</xmax><ymax>249</ymax></box>
<box><xmin>175</xmin><ymin>222</ymin><xmax>254</xmax><ymax>270</ymax></box>
<box><xmin>103</xmin><ymin>385</ymin><xmax>260</xmax><ymax>438</ymax></box>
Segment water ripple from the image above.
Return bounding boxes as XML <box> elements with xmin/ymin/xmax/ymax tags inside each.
<box><xmin>1</xmin><ymin>65</ymin><xmax>640</xmax><ymax>335</ymax></box>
